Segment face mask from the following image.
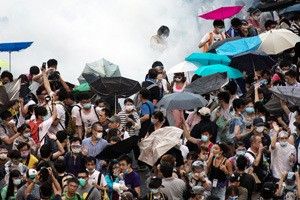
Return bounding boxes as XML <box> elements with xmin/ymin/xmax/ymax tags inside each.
<box><xmin>151</xmin><ymin>119</ymin><xmax>158</xmax><ymax>124</ymax></box>
<box><xmin>280</xmin><ymin>141</ymin><xmax>288</xmax><ymax>147</ymax></box>
<box><xmin>125</xmin><ymin>105</ymin><xmax>134</xmax><ymax>112</ymax></box>
<box><xmin>86</xmin><ymin>168</ymin><xmax>95</xmax><ymax>174</ymax></box>
<box><xmin>96</xmin><ymin>132</ymin><xmax>103</xmax><ymax>139</ymax></box>
<box><xmin>150</xmin><ymin>188</ymin><xmax>159</xmax><ymax>194</ymax></box>
<box><xmin>13</xmin><ymin>178</ymin><xmax>22</xmax><ymax>186</ymax></box>
<box><xmin>219</xmin><ymin>28</ymin><xmax>225</xmax><ymax>33</ymax></box>
<box><xmin>259</xmin><ymin>79</ymin><xmax>268</xmax><ymax>86</ymax></box>
<box><xmin>78</xmin><ymin>178</ymin><xmax>87</xmax><ymax>187</ymax></box>
<box><xmin>72</xmin><ymin>147</ymin><xmax>81</xmax><ymax>154</ymax></box>
<box><xmin>21</xmin><ymin>151</ymin><xmax>30</xmax><ymax>158</ymax></box>
<box><xmin>0</xmin><ymin>153</ymin><xmax>7</xmax><ymax>160</ymax></box>
<box><xmin>201</xmin><ymin>135</ymin><xmax>209</xmax><ymax>142</ymax></box>
<box><xmin>83</xmin><ymin>103</ymin><xmax>92</xmax><ymax>110</ymax></box>
<box><xmin>245</xmin><ymin>107</ymin><xmax>255</xmax><ymax>114</ymax></box>
<box><xmin>175</xmin><ymin>77</ymin><xmax>182</xmax><ymax>82</ymax></box>
<box><xmin>236</xmin><ymin>150</ymin><xmax>246</xmax><ymax>156</ymax></box>
<box><xmin>43</xmin><ymin>115</ymin><xmax>50</xmax><ymax>121</ymax></box>
<box><xmin>23</xmin><ymin>132</ymin><xmax>31</xmax><ymax>138</ymax></box>
<box><xmin>228</xmin><ymin>196</ymin><xmax>238</xmax><ymax>200</ymax></box>
<box><xmin>256</xmin><ymin>126</ymin><xmax>264</xmax><ymax>133</ymax></box>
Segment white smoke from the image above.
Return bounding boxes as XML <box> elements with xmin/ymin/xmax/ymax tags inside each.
<box><xmin>0</xmin><ymin>0</ymin><xmax>248</xmax><ymax>84</ymax></box>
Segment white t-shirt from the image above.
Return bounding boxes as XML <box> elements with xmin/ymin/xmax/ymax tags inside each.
<box><xmin>49</xmin><ymin>102</ymin><xmax>66</xmax><ymax>133</ymax></box>
<box><xmin>71</xmin><ymin>104</ymin><xmax>101</xmax><ymax>129</ymax></box>
<box><xmin>39</xmin><ymin>117</ymin><xmax>54</xmax><ymax>143</ymax></box>
<box><xmin>200</xmin><ymin>32</ymin><xmax>226</xmax><ymax>46</ymax></box>
<box><xmin>87</xmin><ymin>170</ymin><xmax>107</xmax><ymax>186</ymax></box>
<box><xmin>270</xmin><ymin>143</ymin><xmax>296</xmax><ymax>179</ymax></box>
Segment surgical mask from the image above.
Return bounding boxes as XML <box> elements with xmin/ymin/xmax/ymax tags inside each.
<box><xmin>245</xmin><ymin>107</ymin><xmax>255</xmax><ymax>114</ymax></box>
<box><xmin>228</xmin><ymin>196</ymin><xmax>238</xmax><ymax>200</ymax></box>
<box><xmin>236</xmin><ymin>150</ymin><xmax>246</xmax><ymax>156</ymax></box>
<box><xmin>201</xmin><ymin>135</ymin><xmax>209</xmax><ymax>142</ymax></box>
<box><xmin>96</xmin><ymin>132</ymin><xmax>103</xmax><ymax>139</ymax></box>
<box><xmin>0</xmin><ymin>153</ymin><xmax>7</xmax><ymax>160</ymax></box>
<box><xmin>13</xmin><ymin>178</ymin><xmax>22</xmax><ymax>186</ymax></box>
<box><xmin>256</xmin><ymin>126</ymin><xmax>265</xmax><ymax>133</ymax></box>
<box><xmin>86</xmin><ymin>168</ymin><xmax>95</xmax><ymax>174</ymax></box>
<box><xmin>125</xmin><ymin>105</ymin><xmax>134</xmax><ymax>112</ymax></box>
<box><xmin>72</xmin><ymin>147</ymin><xmax>81</xmax><ymax>154</ymax></box>
<box><xmin>151</xmin><ymin>119</ymin><xmax>158</xmax><ymax>124</ymax></box>
<box><xmin>219</xmin><ymin>28</ymin><xmax>225</xmax><ymax>33</ymax></box>
<box><xmin>175</xmin><ymin>77</ymin><xmax>182</xmax><ymax>82</ymax></box>
<box><xmin>78</xmin><ymin>178</ymin><xmax>87</xmax><ymax>187</ymax></box>
<box><xmin>280</xmin><ymin>141</ymin><xmax>288</xmax><ymax>147</ymax></box>
<box><xmin>23</xmin><ymin>132</ymin><xmax>31</xmax><ymax>138</ymax></box>
<box><xmin>83</xmin><ymin>103</ymin><xmax>92</xmax><ymax>110</ymax></box>
<box><xmin>21</xmin><ymin>151</ymin><xmax>30</xmax><ymax>158</ymax></box>
<box><xmin>43</xmin><ymin>115</ymin><xmax>50</xmax><ymax>121</ymax></box>
<box><xmin>150</xmin><ymin>188</ymin><xmax>159</xmax><ymax>194</ymax></box>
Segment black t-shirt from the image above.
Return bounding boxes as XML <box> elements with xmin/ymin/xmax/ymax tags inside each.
<box><xmin>239</xmin><ymin>172</ymin><xmax>256</xmax><ymax>200</ymax></box>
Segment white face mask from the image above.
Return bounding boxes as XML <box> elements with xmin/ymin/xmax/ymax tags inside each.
<box><xmin>150</xmin><ymin>188</ymin><xmax>159</xmax><ymax>194</ymax></box>
<box><xmin>280</xmin><ymin>141</ymin><xmax>288</xmax><ymax>147</ymax></box>
<box><xmin>72</xmin><ymin>147</ymin><xmax>81</xmax><ymax>154</ymax></box>
<box><xmin>96</xmin><ymin>132</ymin><xmax>103</xmax><ymax>139</ymax></box>
<box><xmin>125</xmin><ymin>105</ymin><xmax>134</xmax><ymax>112</ymax></box>
<box><xmin>13</xmin><ymin>178</ymin><xmax>22</xmax><ymax>186</ymax></box>
<box><xmin>175</xmin><ymin>77</ymin><xmax>182</xmax><ymax>82</ymax></box>
<box><xmin>256</xmin><ymin>126</ymin><xmax>265</xmax><ymax>133</ymax></box>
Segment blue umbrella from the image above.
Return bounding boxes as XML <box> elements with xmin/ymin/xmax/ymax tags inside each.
<box><xmin>216</xmin><ymin>36</ymin><xmax>261</xmax><ymax>56</ymax></box>
<box><xmin>0</xmin><ymin>42</ymin><xmax>33</xmax><ymax>72</ymax></box>
<box><xmin>185</xmin><ymin>52</ymin><xmax>231</xmax><ymax>66</ymax></box>
<box><xmin>195</xmin><ymin>64</ymin><xmax>243</xmax><ymax>79</ymax></box>
<box><xmin>280</xmin><ymin>3</ymin><xmax>300</xmax><ymax>15</ymax></box>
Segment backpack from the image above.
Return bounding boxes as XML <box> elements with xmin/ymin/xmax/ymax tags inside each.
<box><xmin>56</xmin><ymin>102</ymin><xmax>76</xmax><ymax>135</ymax></box>
<box><xmin>28</xmin><ymin>119</ymin><xmax>43</xmax><ymax>144</ymax></box>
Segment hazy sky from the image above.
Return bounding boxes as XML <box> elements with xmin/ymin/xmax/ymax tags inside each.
<box><xmin>0</xmin><ymin>0</ymin><xmax>239</xmax><ymax>84</ymax></box>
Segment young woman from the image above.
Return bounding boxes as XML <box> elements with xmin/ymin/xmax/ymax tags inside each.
<box><xmin>1</xmin><ymin>170</ymin><xmax>23</xmax><ymax>200</ymax></box>
<box><xmin>105</xmin><ymin>160</ymin><xmax>120</xmax><ymax>200</ymax></box>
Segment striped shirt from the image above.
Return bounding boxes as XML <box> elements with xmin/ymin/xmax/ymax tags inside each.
<box><xmin>118</xmin><ymin>111</ymin><xmax>141</xmax><ymax>136</ymax></box>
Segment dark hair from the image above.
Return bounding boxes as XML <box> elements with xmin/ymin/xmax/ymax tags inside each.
<box><xmin>57</xmin><ymin>90</ymin><xmax>74</xmax><ymax>102</ymax></box>
<box><xmin>225</xmin><ymin>81</ymin><xmax>238</xmax><ymax>95</ymax></box>
<box><xmin>70</xmin><ymin>137</ymin><xmax>82</xmax><ymax>145</ymax></box>
<box><xmin>264</xmin><ymin>20</ymin><xmax>277</xmax><ymax>29</ymax></box>
<box><xmin>54</xmin><ymin>159</ymin><xmax>66</xmax><ymax>174</ymax></box>
<box><xmin>108</xmin><ymin>159</ymin><xmax>119</xmax><ymax>181</ymax></box>
<box><xmin>173</xmin><ymin>72</ymin><xmax>187</xmax><ymax>83</ymax></box>
<box><xmin>94</xmin><ymin>99</ymin><xmax>109</xmax><ymax>108</ymax></box>
<box><xmin>118</xmin><ymin>154</ymin><xmax>132</xmax><ymax>165</ymax></box>
<box><xmin>217</xmin><ymin>143</ymin><xmax>230</xmax><ymax>158</ymax></box>
<box><xmin>0</xmin><ymin>110</ymin><xmax>12</xmax><ymax>120</ymax></box>
<box><xmin>285</xmin><ymin>69</ymin><xmax>297</xmax><ymax>78</ymax></box>
<box><xmin>29</xmin><ymin>66</ymin><xmax>40</xmax><ymax>75</ymax></box>
<box><xmin>47</xmin><ymin>59</ymin><xmax>58</xmax><ymax>68</ymax></box>
<box><xmin>40</xmin><ymin>143</ymin><xmax>52</xmax><ymax>159</ymax></box>
<box><xmin>157</xmin><ymin>26</ymin><xmax>170</xmax><ymax>37</ymax></box>
<box><xmin>110</xmin><ymin>136</ymin><xmax>121</xmax><ymax>143</ymax></box>
<box><xmin>17</xmin><ymin>123</ymin><xmax>30</xmax><ymax>134</ymax></box>
<box><xmin>159</xmin><ymin>163</ymin><xmax>174</xmax><ymax>178</ymax></box>
<box><xmin>107</xmin><ymin>128</ymin><xmax>119</xmax><ymax>142</ymax></box>
<box><xmin>34</xmin><ymin>106</ymin><xmax>48</xmax><ymax>117</ymax></box>
<box><xmin>153</xmin><ymin>111</ymin><xmax>164</xmax><ymax>122</ymax></box>
<box><xmin>213</xmin><ymin>20</ymin><xmax>225</xmax><ymax>28</ymax></box>
<box><xmin>279</xmin><ymin>59</ymin><xmax>292</xmax><ymax>68</ymax></box>
<box><xmin>67</xmin><ymin>177</ymin><xmax>79</xmax><ymax>185</ymax></box>
<box><xmin>225</xmin><ymin>185</ymin><xmax>239</xmax><ymax>199</ymax></box>
<box><xmin>36</xmin><ymin>85</ymin><xmax>46</xmax><ymax>96</ymax></box>
<box><xmin>231</xmin><ymin>18</ymin><xmax>242</xmax><ymax>28</ymax></box>
<box><xmin>124</xmin><ymin>98</ymin><xmax>134</xmax><ymax>105</ymax></box>
<box><xmin>218</xmin><ymin>91</ymin><xmax>231</xmax><ymax>104</ymax></box>
<box><xmin>56</xmin><ymin>130</ymin><xmax>68</xmax><ymax>143</ymax></box>
<box><xmin>1</xmin><ymin>71</ymin><xmax>13</xmax><ymax>82</ymax></box>
<box><xmin>236</xmin><ymin>155</ymin><xmax>248</xmax><ymax>171</ymax></box>
<box><xmin>76</xmin><ymin>92</ymin><xmax>92</xmax><ymax>101</ymax></box>
<box><xmin>40</xmin><ymin>181</ymin><xmax>53</xmax><ymax>198</ymax></box>
<box><xmin>148</xmin><ymin>68</ymin><xmax>158</xmax><ymax>79</ymax></box>
<box><xmin>5</xmin><ymin>170</ymin><xmax>22</xmax><ymax>200</ymax></box>
<box><xmin>18</xmin><ymin>74</ymin><xmax>29</xmax><ymax>84</ymax></box>
<box><xmin>235</xmin><ymin>141</ymin><xmax>245</xmax><ymax>149</ymax></box>
<box><xmin>8</xmin><ymin>150</ymin><xmax>21</xmax><ymax>159</ymax></box>
<box><xmin>139</xmin><ymin>88</ymin><xmax>150</xmax><ymax>100</ymax></box>
<box><xmin>152</xmin><ymin>61</ymin><xmax>163</xmax><ymax>68</ymax></box>
<box><xmin>254</xmin><ymin>101</ymin><xmax>268</xmax><ymax>116</ymax></box>
<box><xmin>85</xmin><ymin>156</ymin><xmax>97</xmax><ymax>165</ymax></box>
<box><xmin>16</xmin><ymin>142</ymin><xmax>30</xmax><ymax>151</ymax></box>
<box><xmin>101</xmin><ymin>107</ymin><xmax>111</xmax><ymax>118</ymax></box>
<box><xmin>232</xmin><ymin>98</ymin><xmax>245</xmax><ymax>111</ymax></box>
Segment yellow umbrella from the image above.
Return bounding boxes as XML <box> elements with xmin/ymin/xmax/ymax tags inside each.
<box><xmin>0</xmin><ymin>59</ymin><xmax>9</xmax><ymax>70</ymax></box>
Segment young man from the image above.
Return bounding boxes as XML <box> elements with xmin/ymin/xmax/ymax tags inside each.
<box><xmin>118</xmin><ymin>155</ymin><xmax>141</xmax><ymax>197</ymax></box>
<box><xmin>285</xmin><ymin>69</ymin><xmax>300</xmax><ymax>87</ymax></box>
<box><xmin>85</xmin><ymin>156</ymin><xmax>107</xmax><ymax>191</ymax></box>
<box><xmin>198</xmin><ymin>20</ymin><xmax>226</xmax><ymax>52</ymax></box>
<box><xmin>77</xmin><ymin>170</ymin><xmax>101</xmax><ymax>200</ymax></box>
<box><xmin>62</xmin><ymin>178</ymin><xmax>81</xmax><ymax>200</ymax></box>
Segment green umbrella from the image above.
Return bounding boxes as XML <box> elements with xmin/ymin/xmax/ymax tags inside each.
<box><xmin>195</xmin><ymin>64</ymin><xmax>243</xmax><ymax>79</ymax></box>
<box><xmin>73</xmin><ymin>83</ymin><xmax>90</xmax><ymax>93</ymax></box>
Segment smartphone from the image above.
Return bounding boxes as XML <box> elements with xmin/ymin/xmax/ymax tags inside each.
<box><xmin>41</xmin><ymin>62</ymin><xmax>46</xmax><ymax>70</ymax></box>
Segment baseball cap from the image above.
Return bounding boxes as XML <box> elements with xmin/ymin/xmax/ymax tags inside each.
<box><xmin>192</xmin><ymin>160</ymin><xmax>205</xmax><ymax>168</ymax></box>
<box><xmin>108</xmin><ymin>115</ymin><xmax>121</xmax><ymax>123</ymax></box>
<box><xmin>198</xmin><ymin>107</ymin><xmax>210</xmax><ymax>116</ymax></box>
<box><xmin>27</xmin><ymin>169</ymin><xmax>38</xmax><ymax>179</ymax></box>
<box><xmin>253</xmin><ymin>117</ymin><xmax>265</xmax><ymax>127</ymax></box>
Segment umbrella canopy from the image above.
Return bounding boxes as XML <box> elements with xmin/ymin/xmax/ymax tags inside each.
<box><xmin>4</xmin><ymin>79</ymin><xmax>21</xmax><ymax>101</ymax></box>
<box><xmin>257</xmin><ymin>0</ymin><xmax>296</xmax><ymax>12</ymax></box>
<box><xmin>208</xmin><ymin>37</ymin><xmax>241</xmax><ymax>53</ymax></box>
<box><xmin>279</xmin><ymin>3</ymin><xmax>300</xmax><ymax>15</ymax></box>
<box><xmin>185</xmin><ymin>73</ymin><xmax>228</xmax><ymax>95</ymax></box>
<box><xmin>0</xmin><ymin>42</ymin><xmax>33</xmax><ymax>52</ymax></box>
<box><xmin>78</xmin><ymin>58</ymin><xmax>121</xmax><ymax>84</ymax></box>
<box><xmin>195</xmin><ymin>64</ymin><xmax>243</xmax><ymax>79</ymax></box>
<box><xmin>138</xmin><ymin>126</ymin><xmax>183</xmax><ymax>166</ymax></box>
<box><xmin>167</xmin><ymin>61</ymin><xmax>198</xmax><ymax>74</ymax></box>
<box><xmin>156</xmin><ymin>92</ymin><xmax>208</xmax><ymax>111</ymax></box>
<box><xmin>216</xmin><ymin>36</ymin><xmax>262</xmax><ymax>56</ymax></box>
<box><xmin>87</xmin><ymin>76</ymin><xmax>141</xmax><ymax>98</ymax></box>
<box><xmin>199</xmin><ymin>6</ymin><xmax>243</xmax><ymax>20</ymax></box>
<box><xmin>258</xmin><ymin>29</ymin><xmax>300</xmax><ymax>55</ymax></box>
<box><xmin>73</xmin><ymin>83</ymin><xmax>91</xmax><ymax>94</ymax></box>
<box><xmin>230</xmin><ymin>51</ymin><xmax>276</xmax><ymax>74</ymax></box>
<box><xmin>185</xmin><ymin>52</ymin><xmax>231</xmax><ymax>66</ymax></box>
<box><xmin>270</xmin><ymin>86</ymin><xmax>300</xmax><ymax>106</ymax></box>
<box><xmin>96</xmin><ymin>136</ymin><xmax>139</xmax><ymax>160</ymax></box>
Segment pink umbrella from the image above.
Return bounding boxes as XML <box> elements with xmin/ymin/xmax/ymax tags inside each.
<box><xmin>199</xmin><ymin>6</ymin><xmax>243</xmax><ymax>20</ymax></box>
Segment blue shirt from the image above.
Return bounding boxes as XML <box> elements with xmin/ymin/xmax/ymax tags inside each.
<box><xmin>139</xmin><ymin>100</ymin><xmax>154</xmax><ymax>117</ymax></box>
<box><xmin>82</xmin><ymin>137</ymin><xmax>108</xmax><ymax>157</ymax></box>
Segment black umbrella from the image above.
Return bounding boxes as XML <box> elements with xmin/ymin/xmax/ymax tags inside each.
<box><xmin>256</xmin><ymin>0</ymin><xmax>296</xmax><ymax>12</ymax></box>
<box><xmin>230</xmin><ymin>51</ymin><xmax>277</xmax><ymax>74</ymax></box>
<box><xmin>96</xmin><ymin>136</ymin><xmax>139</xmax><ymax>160</ymax></box>
<box><xmin>207</xmin><ymin>37</ymin><xmax>241</xmax><ymax>53</ymax></box>
<box><xmin>184</xmin><ymin>73</ymin><xmax>228</xmax><ymax>95</ymax></box>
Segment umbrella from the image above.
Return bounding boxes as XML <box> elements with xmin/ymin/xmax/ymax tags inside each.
<box><xmin>184</xmin><ymin>73</ymin><xmax>228</xmax><ymax>95</ymax></box>
<box><xmin>96</xmin><ymin>136</ymin><xmax>139</xmax><ymax>160</ymax></box>
<box><xmin>208</xmin><ymin>37</ymin><xmax>241</xmax><ymax>53</ymax></box>
<box><xmin>167</xmin><ymin>61</ymin><xmax>198</xmax><ymax>74</ymax></box>
<box><xmin>4</xmin><ymin>79</ymin><xmax>21</xmax><ymax>101</ymax></box>
<box><xmin>199</xmin><ymin>6</ymin><xmax>243</xmax><ymax>20</ymax></box>
<box><xmin>216</xmin><ymin>36</ymin><xmax>262</xmax><ymax>56</ymax></box>
<box><xmin>78</xmin><ymin>58</ymin><xmax>121</xmax><ymax>84</ymax></box>
<box><xmin>0</xmin><ymin>42</ymin><xmax>33</xmax><ymax>72</ymax></box>
<box><xmin>195</xmin><ymin>64</ymin><xmax>243</xmax><ymax>79</ymax></box>
<box><xmin>265</xmin><ymin>95</ymin><xmax>284</xmax><ymax>116</ymax></box>
<box><xmin>185</xmin><ymin>52</ymin><xmax>231</xmax><ymax>66</ymax></box>
<box><xmin>73</xmin><ymin>83</ymin><xmax>91</xmax><ymax>94</ymax></box>
<box><xmin>258</xmin><ymin>29</ymin><xmax>300</xmax><ymax>55</ymax></box>
<box><xmin>138</xmin><ymin>126</ymin><xmax>183</xmax><ymax>166</ymax></box>
<box><xmin>257</xmin><ymin>0</ymin><xmax>296</xmax><ymax>12</ymax></box>
<box><xmin>230</xmin><ymin>51</ymin><xmax>276</xmax><ymax>74</ymax></box>
<box><xmin>279</xmin><ymin>3</ymin><xmax>300</xmax><ymax>15</ymax></box>
<box><xmin>270</xmin><ymin>86</ymin><xmax>300</xmax><ymax>106</ymax></box>
<box><xmin>156</xmin><ymin>92</ymin><xmax>208</xmax><ymax>111</ymax></box>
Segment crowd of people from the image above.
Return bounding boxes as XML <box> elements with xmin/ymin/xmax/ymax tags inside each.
<box><xmin>0</xmin><ymin>1</ymin><xmax>300</xmax><ymax>200</ymax></box>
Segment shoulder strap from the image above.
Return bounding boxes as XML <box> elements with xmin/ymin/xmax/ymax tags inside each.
<box><xmin>146</xmin><ymin>82</ymin><xmax>158</xmax><ymax>90</ymax></box>
<box><xmin>93</xmin><ymin>106</ymin><xmax>100</xmax><ymax>121</ymax></box>
<box><xmin>142</xmin><ymin>102</ymin><xmax>152</xmax><ymax>117</ymax></box>
<box><xmin>247</xmin><ymin>151</ymin><xmax>256</xmax><ymax>159</ymax></box>
<box><xmin>85</xmin><ymin>187</ymin><xmax>95</xmax><ymax>200</ymax></box>
<box><xmin>97</xmin><ymin>171</ymin><xmax>102</xmax><ymax>186</ymax></box>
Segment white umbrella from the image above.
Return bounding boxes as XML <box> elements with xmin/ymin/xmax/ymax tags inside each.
<box><xmin>258</xmin><ymin>29</ymin><xmax>300</xmax><ymax>55</ymax></box>
<box><xmin>167</xmin><ymin>61</ymin><xmax>198</xmax><ymax>74</ymax></box>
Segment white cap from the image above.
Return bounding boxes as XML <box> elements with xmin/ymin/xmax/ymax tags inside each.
<box><xmin>198</xmin><ymin>107</ymin><xmax>210</xmax><ymax>116</ymax></box>
<box><xmin>28</xmin><ymin>169</ymin><xmax>37</xmax><ymax>178</ymax></box>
